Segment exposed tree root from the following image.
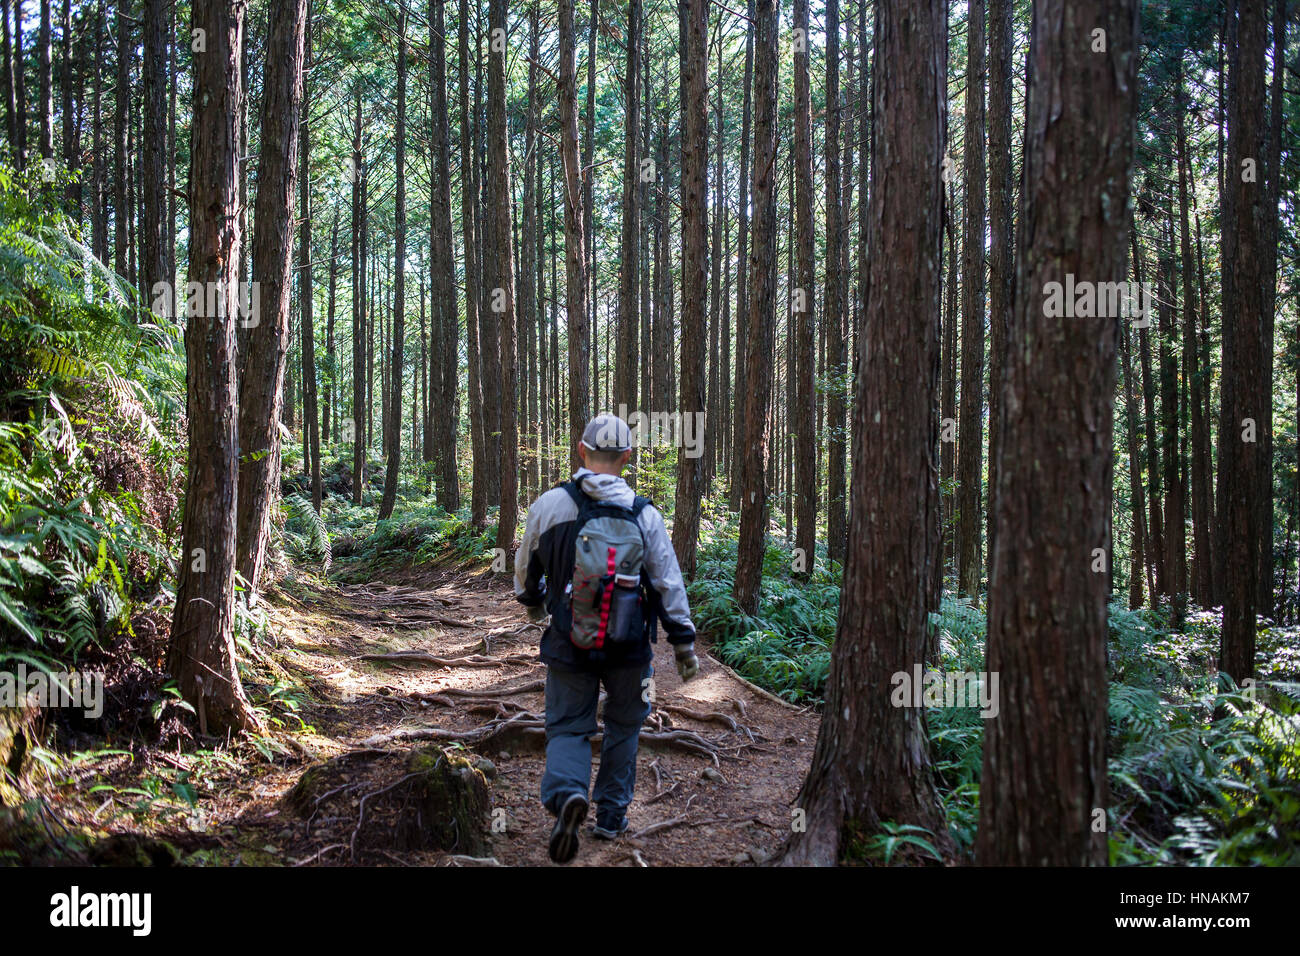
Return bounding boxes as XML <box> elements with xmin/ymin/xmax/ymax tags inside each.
<box><xmin>631</xmin><ymin>814</ymin><xmax>761</xmax><ymax>840</ymax></box>
<box><xmin>630</xmin><ymin>814</ymin><xmax>688</xmax><ymax>839</ymax></box>
<box><xmin>360</xmin><ymin>712</ymin><xmax>727</xmax><ymax>764</ymax></box>
<box><xmin>360</xmin><ymin>651</ymin><xmax>535</xmax><ymax>668</ymax></box>
<box><xmin>360</xmin><ymin>712</ymin><xmax>546</xmax><ymax>750</ymax></box>
<box><xmin>462</xmin><ymin>699</ymin><xmax>532</xmax><ymax>718</ymax></box>
<box><xmin>637</xmin><ymin>730</ymin><xmax>722</xmax><ymax>765</ymax></box>
<box><xmin>477</xmin><ymin>624</ymin><xmax>540</xmax><ymax>654</ymax></box>
<box><xmin>442</xmin><ymin>854</ymin><xmax>503</xmax><ymax>867</ymax></box>
<box><xmin>645</xmin><ymin>781</ymin><xmax>681</xmax><ymax>804</ymax></box>
<box><xmin>347</xmin><ymin>584</ymin><xmax>460</xmax><ymax>609</ymax></box>
<box><xmin>411</xmin><ymin>679</ymin><xmax>546</xmax><ymax>703</ymax></box>
<box><xmin>714</xmin><ymin>660</ymin><xmax>808</xmax><ymax>712</ymax></box>
<box><xmin>656</xmin><ymin>702</ymin><xmax>748</xmax><ymax>732</ymax></box>
<box><xmin>292</xmin><ymin>843</ymin><xmax>345</xmax><ymax>866</ymax></box>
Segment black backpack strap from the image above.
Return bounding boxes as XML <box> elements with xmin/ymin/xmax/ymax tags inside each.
<box><xmin>632</xmin><ymin>495</ymin><xmax>652</xmax><ymax>518</ymax></box>
<box><xmin>561</xmin><ymin>479</ymin><xmax>587</xmax><ymax>510</ymax></box>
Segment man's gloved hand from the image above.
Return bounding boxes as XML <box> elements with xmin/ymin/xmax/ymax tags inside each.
<box><xmin>526</xmin><ymin>604</ymin><xmax>549</xmax><ymax>625</ymax></box>
<box><xmin>675</xmin><ymin>642</ymin><xmax>700</xmax><ymax>682</ymax></box>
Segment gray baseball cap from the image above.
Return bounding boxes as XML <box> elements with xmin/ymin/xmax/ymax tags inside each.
<box><xmin>581</xmin><ymin>413</ymin><xmax>633</xmax><ymax>453</ymax></box>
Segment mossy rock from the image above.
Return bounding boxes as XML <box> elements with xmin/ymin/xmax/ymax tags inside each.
<box><xmin>283</xmin><ymin>762</ymin><xmax>331</xmax><ymax>817</ymax></box>
<box><xmin>283</xmin><ymin>747</ymin><xmax>493</xmax><ymax>858</ymax></box>
<box><xmin>391</xmin><ymin>747</ymin><xmax>491</xmax><ymax>856</ymax></box>
<box><xmin>0</xmin><ymin>705</ymin><xmax>39</xmax><ymax>806</ymax></box>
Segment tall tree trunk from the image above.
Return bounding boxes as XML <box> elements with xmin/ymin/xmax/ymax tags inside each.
<box><xmin>141</xmin><ymin>0</ymin><xmax>167</xmax><ymax>315</ymax></box>
<box><xmin>12</xmin><ymin>0</ymin><xmax>24</xmax><ymax>164</ymax></box>
<box><xmin>1177</xmin><ymin>68</ymin><xmax>1212</xmax><ymax>607</ymax></box>
<box><xmin>167</xmin><ymin>0</ymin><xmax>176</xmax><ymax>291</ymax></box>
<box><xmin>126</xmin><ymin>107</ymin><xmax>136</xmax><ymax>286</ymax></box>
<box><xmin>325</xmin><ymin>212</ymin><xmax>339</xmax><ymax>445</ymax></box>
<box><xmin>378</xmin><ymin>12</ymin><xmax>408</xmax><ymax>522</ymax></box>
<box><xmin>559</xmin><ymin>0</ymin><xmax>590</xmax><ymax>469</ymax></box>
<box><xmin>941</xmin><ymin>183</ymin><xmax>958</xmax><ymax>576</ymax></box>
<box><xmin>365</xmin><ymin>239</ymin><xmax>374</xmax><ymax>456</ymax></box>
<box><xmin>299</xmin><ymin>22</ymin><xmax>321</xmax><ymax>515</ymax></box>
<box><xmin>169</xmin><ymin>0</ymin><xmax>260</xmax><ymax>735</ymax></box>
<box><xmin>351</xmin><ymin>87</ymin><xmax>366</xmax><ymax>504</ymax></box>
<box><xmin>459</xmin><ymin>0</ymin><xmax>487</xmax><ymax>524</ymax></box>
<box><xmin>522</xmin><ymin>1</ymin><xmax>540</xmax><ymax>502</ymax></box>
<box><xmin>37</xmin><ymin>0</ymin><xmax>51</xmax><ymax>158</ymax></box>
<box><xmin>584</xmin><ymin>0</ymin><xmax>597</xmax><ymax>409</ymax></box>
<box><xmin>705</xmin><ymin>26</ymin><xmax>722</xmax><ymax>495</ymax></box>
<box><xmin>235</xmin><ymin>0</ymin><xmax>309</xmax><ymax>590</ymax></box>
<box><xmin>1122</xmin><ymin>321</ymin><xmax>1149</xmax><ymax>608</ymax></box>
<box><xmin>638</xmin><ymin>46</ymin><xmax>652</xmax><ymax>477</ymax></box>
<box><xmin>1259</xmin><ymin>0</ymin><xmax>1285</xmax><ymax>614</ymax></box>
<box><xmin>476</xmin><ymin>29</ymin><xmax>502</xmax><ymax>504</ymax></box>
<box><xmin>59</xmin><ymin>0</ymin><xmax>73</xmax><ymax>204</ymax></box>
<box><xmin>956</xmin><ymin>0</ymin><xmax>987</xmax><ymax>601</ymax></box>
<box><xmin>732</xmin><ymin>0</ymin><xmax>774</xmax><ymax>614</ymax></box>
<box><xmin>91</xmin><ymin>0</ymin><xmax>104</xmax><ymax>258</ymax></box>
<box><xmin>549</xmin><ymin>150</ymin><xmax>562</xmax><ymax>483</ymax></box>
<box><xmin>729</xmin><ymin>0</ymin><xmax>754</xmax><ymax>511</ymax></box>
<box><xmin>1158</xmin><ymin>220</ymin><xmax>1187</xmax><ymax>598</ymax></box>
<box><xmin>792</xmin><ymin>0</ymin><xmax>816</xmax><ymax>576</ymax></box>
<box><xmin>2</xmin><ymin>0</ymin><xmax>16</xmax><ymax>157</ymax></box>
<box><xmin>1216</xmin><ymin>0</ymin><xmax>1267</xmax><ymax>692</ymax></box>
<box><xmin>977</xmin><ymin>0</ymin><xmax>1137</xmax><ymax>866</ymax></box>
<box><xmin>720</xmin><ymin>159</ymin><xmax>731</xmax><ymax>493</ymax></box>
<box><xmin>113</xmin><ymin>0</ymin><xmax>129</xmax><ymax>277</ymax></box>
<box><xmin>781</xmin><ymin>0</ymin><xmax>952</xmax><ymax>865</ymax></box>
<box><xmin>674</xmin><ymin>0</ymin><xmax>708</xmax><ymax>580</ymax></box>
<box><xmin>488</xmin><ymin>0</ymin><xmax>518</xmax><ymax>551</ymax></box>
<box><xmin>840</xmin><ymin>21</ymin><xmax>855</xmax><ymax>527</ymax></box>
<box><xmin>616</xmin><ymin>0</ymin><xmax>640</xmax><ymax>422</ymax></box>
<box><xmin>540</xmin><ymin>135</ymin><xmax>552</xmax><ymax>487</ymax></box>
<box><xmin>238</xmin><ymin>23</ymin><xmax>248</xmax><ymax>290</ymax></box>
<box><xmin>1213</xmin><ymin>0</ymin><xmax>1237</xmax><ymax>609</ymax></box>
<box><xmin>856</xmin><ymin>0</ymin><xmax>869</xmax><ymax>346</ymax></box>
<box><xmin>986</xmin><ymin>0</ymin><xmax>1012</xmax><ymax>570</ymax></box>
<box><xmin>652</xmin><ymin>113</ymin><xmax>670</xmax><ymax>434</ymax></box>
<box><xmin>1134</xmin><ymin>234</ymin><xmax>1165</xmax><ymax>593</ymax></box>
<box><xmin>1193</xmin><ymin>206</ymin><xmax>1216</xmax><ymax>575</ymax></box>
<box><xmin>424</xmin><ymin>0</ymin><xmax>444</xmax><ymax>496</ymax></box>
<box><xmin>419</xmin><ymin>268</ymin><xmax>429</xmax><ymax>479</ymax></box>
<box><xmin>824</xmin><ymin>0</ymin><xmax>846</xmax><ymax>568</ymax></box>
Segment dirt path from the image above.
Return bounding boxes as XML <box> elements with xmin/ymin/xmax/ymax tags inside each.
<box><xmin>224</xmin><ymin>566</ymin><xmax>820</xmax><ymax>866</ymax></box>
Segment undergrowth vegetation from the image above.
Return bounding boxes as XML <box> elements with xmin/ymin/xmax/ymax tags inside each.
<box><xmin>0</xmin><ymin>165</ymin><xmax>181</xmax><ymax>663</ymax></box>
<box><xmin>0</xmin><ymin>172</ymin><xmax>313</xmax><ymax>859</ymax></box>
<box><xmin>685</xmin><ymin>515</ymin><xmax>1300</xmax><ymax>866</ymax></box>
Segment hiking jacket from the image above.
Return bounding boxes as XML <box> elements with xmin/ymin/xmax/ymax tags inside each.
<box><xmin>515</xmin><ymin>468</ymin><xmax>696</xmax><ymax>671</ymax></box>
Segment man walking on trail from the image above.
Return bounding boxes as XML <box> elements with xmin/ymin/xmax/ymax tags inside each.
<box><xmin>515</xmin><ymin>413</ymin><xmax>699</xmax><ymax>864</ymax></box>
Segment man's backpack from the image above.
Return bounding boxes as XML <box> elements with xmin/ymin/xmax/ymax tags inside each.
<box><xmin>561</xmin><ymin>481</ymin><xmax>652</xmax><ymax>655</ymax></box>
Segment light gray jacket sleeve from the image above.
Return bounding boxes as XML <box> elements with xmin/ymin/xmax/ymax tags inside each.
<box><xmin>638</xmin><ymin>504</ymin><xmax>696</xmax><ymax>644</ymax></box>
<box><xmin>514</xmin><ymin>487</ymin><xmax>574</xmax><ymax>604</ymax></box>
<box><xmin>514</xmin><ymin>498</ymin><xmax>543</xmax><ymax>602</ymax></box>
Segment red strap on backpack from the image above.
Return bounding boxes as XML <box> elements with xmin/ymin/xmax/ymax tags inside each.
<box><xmin>594</xmin><ymin>547</ymin><xmax>616</xmax><ymax>650</ymax></box>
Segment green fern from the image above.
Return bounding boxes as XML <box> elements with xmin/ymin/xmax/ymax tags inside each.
<box><xmin>283</xmin><ymin>494</ymin><xmax>331</xmax><ymax>572</ymax></box>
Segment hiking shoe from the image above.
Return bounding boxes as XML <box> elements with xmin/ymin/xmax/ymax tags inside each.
<box><xmin>549</xmin><ymin>792</ymin><xmax>589</xmax><ymax>864</ymax></box>
<box><xmin>592</xmin><ymin>816</ymin><xmax>630</xmax><ymax>840</ymax></box>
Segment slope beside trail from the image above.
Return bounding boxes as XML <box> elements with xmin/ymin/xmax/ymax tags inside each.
<box><xmin>221</xmin><ymin>564</ymin><xmax>820</xmax><ymax>866</ymax></box>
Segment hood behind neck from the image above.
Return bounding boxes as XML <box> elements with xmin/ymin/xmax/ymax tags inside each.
<box><xmin>573</xmin><ymin>468</ymin><xmax>635</xmax><ymax>508</ymax></box>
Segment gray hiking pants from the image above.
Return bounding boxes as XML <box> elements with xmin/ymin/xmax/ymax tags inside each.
<box><xmin>540</xmin><ymin>660</ymin><xmax>653</xmax><ymax>822</ymax></box>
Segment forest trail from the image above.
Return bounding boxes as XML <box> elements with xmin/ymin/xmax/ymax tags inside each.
<box><xmin>227</xmin><ymin>566</ymin><xmax>819</xmax><ymax>866</ymax></box>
